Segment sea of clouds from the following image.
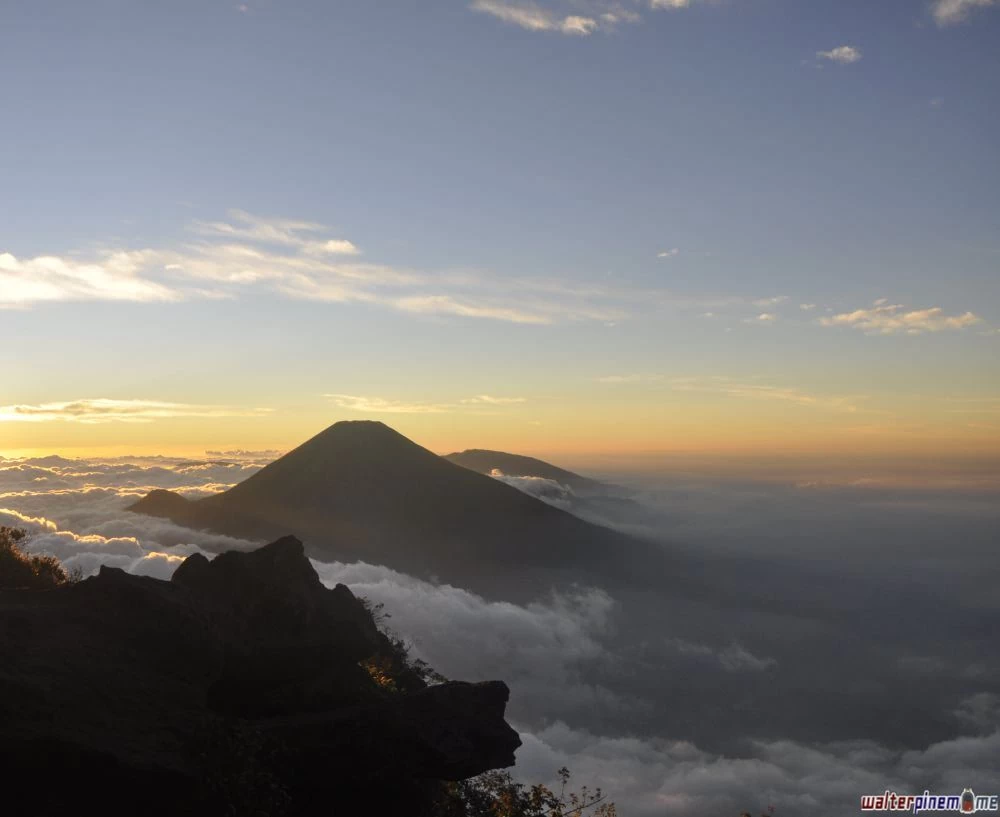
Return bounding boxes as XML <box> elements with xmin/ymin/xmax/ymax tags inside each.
<box><xmin>3</xmin><ymin>451</ymin><xmax>999</xmax><ymax>816</ymax></box>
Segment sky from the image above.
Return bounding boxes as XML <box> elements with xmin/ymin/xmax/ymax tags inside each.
<box><xmin>2</xmin><ymin>0</ymin><xmax>999</xmax><ymax>461</ymax></box>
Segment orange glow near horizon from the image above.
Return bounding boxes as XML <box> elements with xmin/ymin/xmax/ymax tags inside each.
<box><xmin>2</xmin><ymin>399</ymin><xmax>998</xmax><ymax>476</ymax></box>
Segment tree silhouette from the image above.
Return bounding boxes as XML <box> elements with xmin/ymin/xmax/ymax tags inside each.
<box><xmin>0</xmin><ymin>526</ymin><xmax>76</xmax><ymax>589</ymax></box>
<box><xmin>436</xmin><ymin>766</ymin><xmax>617</xmax><ymax>817</ymax></box>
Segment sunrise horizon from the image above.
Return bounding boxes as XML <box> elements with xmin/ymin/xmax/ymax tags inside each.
<box><xmin>4</xmin><ymin>1</ymin><xmax>999</xmax><ymax>815</ymax></box>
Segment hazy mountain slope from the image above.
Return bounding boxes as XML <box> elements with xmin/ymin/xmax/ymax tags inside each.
<box><xmin>444</xmin><ymin>449</ymin><xmax>608</xmax><ymax>495</ymax></box>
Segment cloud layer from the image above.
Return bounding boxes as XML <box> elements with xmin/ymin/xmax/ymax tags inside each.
<box><xmin>4</xmin><ymin>449</ymin><xmax>1000</xmax><ymax>817</ymax></box>
<box><xmin>470</xmin><ymin>0</ymin><xmax>656</xmax><ymax>36</ymax></box>
<box><xmin>325</xmin><ymin>393</ymin><xmax>529</xmax><ymax>415</ymax></box>
<box><xmin>0</xmin><ymin>452</ymin><xmax>267</xmax><ymax>578</ymax></box>
<box><xmin>468</xmin><ymin>0</ymin><xmax>999</xmax><ymax>35</ymax></box>
<box><xmin>8</xmin><ymin>212</ymin><xmax>991</xmax><ymax>339</ymax></box>
<box><xmin>819</xmin><ymin>301</ymin><xmax>981</xmax><ymax>335</ymax></box>
<box><xmin>0</xmin><ymin>398</ymin><xmax>272</xmax><ymax>424</ymax></box>
<box><xmin>1</xmin><ymin>211</ymin><xmax>629</xmax><ymax>325</ymax></box>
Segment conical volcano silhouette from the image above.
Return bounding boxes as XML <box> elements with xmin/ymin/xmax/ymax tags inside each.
<box><xmin>130</xmin><ymin>421</ymin><xmax>659</xmax><ymax>595</ymax></box>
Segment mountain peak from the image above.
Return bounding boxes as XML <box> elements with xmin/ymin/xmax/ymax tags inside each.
<box><xmin>304</xmin><ymin>419</ymin><xmax>423</xmax><ymax>452</ymax></box>
<box><xmin>323</xmin><ymin>419</ymin><xmax>392</xmax><ymax>434</ymax></box>
<box><xmin>129</xmin><ymin>422</ymin><xmax>652</xmax><ymax>595</ymax></box>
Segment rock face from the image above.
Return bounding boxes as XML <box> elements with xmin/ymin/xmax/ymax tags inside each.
<box><xmin>0</xmin><ymin>537</ymin><xmax>520</xmax><ymax>816</ymax></box>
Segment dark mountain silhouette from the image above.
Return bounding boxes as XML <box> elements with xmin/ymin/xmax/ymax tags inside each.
<box><xmin>444</xmin><ymin>448</ymin><xmax>610</xmax><ymax>495</ymax></box>
<box><xmin>0</xmin><ymin>537</ymin><xmax>520</xmax><ymax>816</ymax></box>
<box><xmin>444</xmin><ymin>447</ymin><xmax>665</xmax><ymax>538</ymax></box>
<box><xmin>129</xmin><ymin>421</ymin><xmax>667</xmax><ymax>596</ymax></box>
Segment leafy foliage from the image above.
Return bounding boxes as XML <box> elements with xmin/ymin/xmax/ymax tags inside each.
<box><xmin>359</xmin><ymin>596</ymin><xmax>448</xmax><ymax>691</ymax></box>
<box><xmin>359</xmin><ymin>597</ymin><xmax>617</xmax><ymax>816</ymax></box>
<box><xmin>437</xmin><ymin>767</ymin><xmax>617</xmax><ymax>817</ymax></box>
<box><xmin>0</xmin><ymin>526</ymin><xmax>78</xmax><ymax>589</ymax></box>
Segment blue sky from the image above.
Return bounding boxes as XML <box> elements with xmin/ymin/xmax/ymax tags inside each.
<box><xmin>1</xmin><ymin>0</ymin><xmax>998</xmax><ymax>457</ymax></box>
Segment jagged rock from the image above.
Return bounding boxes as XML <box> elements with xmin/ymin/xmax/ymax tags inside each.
<box><xmin>0</xmin><ymin>537</ymin><xmax>521</xmax><ymax>816</ymax></box>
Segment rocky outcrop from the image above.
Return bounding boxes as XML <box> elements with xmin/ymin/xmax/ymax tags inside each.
<box><xmin>0</xmin><ymin>537</ymin><xmax>520</xmax><ymax>816</ymax></box>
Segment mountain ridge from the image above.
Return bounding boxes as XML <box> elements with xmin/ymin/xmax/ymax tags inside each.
<box><xmin>129</xmin><ymin>421</ymin><xmax>664</xmax><ymax>597</ymax></box>
<box><xmin>443</xmin><ymin>448</ymin><xmax>609</xmax><ymax>495</ymax></box>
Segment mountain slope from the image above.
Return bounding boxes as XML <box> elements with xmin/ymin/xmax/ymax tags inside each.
<box><xmin>130</xmin><ymin>421</ymin><xmax>662</xmax><ymax>594</ymax></box>
<box><xmin>443</xmin><ymin>449</ymin><xmax>608</xmax><ymax>495</ymax></box>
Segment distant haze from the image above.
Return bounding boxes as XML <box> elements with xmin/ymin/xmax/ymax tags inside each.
<box><xmin>2</xmin><ymin>436</ymin><xmax>998</xmax><ymax>816</ymax></box>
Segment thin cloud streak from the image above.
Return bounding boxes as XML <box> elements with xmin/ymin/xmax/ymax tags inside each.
<box><xmin>325</xmin><ymin>393</ymin><xmax>528</xmax><ymax>414</ymax></box>
<box><xmin>5</xmin><ymin>214</ymin><xmax>985</xmax><ymax>337</ymax></box>
<box><xmin>819</xmin><ymin>302</ymin><xmax>981</xmax><ymax>335</ymax></box>
<box><xmin>596</xmin><ymin>374</ymin><xmax>665</xmax><ymax>384</ymax></box>
<box><xmin>469</xmin><ymin>0</ymin><xmax>600</xmax><ymax>35</ymax></box>
<box><xmin>2</xmin><ymin>212</ymin><xmax>646</xmax><ymax>325</ymax></box>
<box><xmin>0</xmin><ymin>399</ymin><xmax>273</xmax><ymax>424</ymax></box>
<box><xmin>669</xmin><ymin>376</ymin><xmax>864</xmax><ymax>412</ymax></box>
<box><xmin>469</xmin><ymin>0</ymin><xmax>695</xmax><ymax>36</ymax></box>
<box><xmin>596</xmin><ymin>374</ymin><xmax>865</xmax><ymax>413</ymax></box>
<box><xmin>472</xmin><ymin>0</ymin><xmax>996</xmax><ymax>35</ymax></box>
<box><xmin>3</xmin><ymin>212</ymin><xmax>814</xmax><ymax>328</ymax></box>
<box><xmin>461</xmin><ymin>395</ymin><xmax>528</xmax><ymax>405</ymax></box>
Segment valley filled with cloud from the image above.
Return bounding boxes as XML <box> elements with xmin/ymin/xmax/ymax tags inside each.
<box><xmin>3</xmin><ymin>451</ymin><xmax>997</xmax><ymax>816</ymax></box>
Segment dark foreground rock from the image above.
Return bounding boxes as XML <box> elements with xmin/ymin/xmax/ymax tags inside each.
<box><xmin>0</xmin><ymin>536</ymin><xmax>520</xmax><ymax>816</ymax></box>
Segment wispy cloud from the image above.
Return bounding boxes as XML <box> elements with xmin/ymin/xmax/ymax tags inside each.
<box><xmin>460</xmin><ymin>395</ymin><xmax>528</xmax><ymax>405</ymax></box>
<box><xmin>931</xmin><ymin>0</ymin><xmax>999</xmax><ymax>25</ymax></box>
<box><xmin>817</xmin><ymin>45</ymin><xmax>862</xmax><ymax>64</ymax></box>
<box><xmin>1</xmin><ymin>211</ymin><xmax>635</xmax><ymax>325</ymax></box>
<box><xmin>194</xmin><ymin>211</ymin><xmax>362</xmax><ymax>256</ymax></box>
<box><xmin>596</xmin><ymin>373</ymin><xmax>664</xmax><ymax>384</ymax></box>
<box><xmin>193</xmin><ymin>210</ymin><xmax>328</xmax><ymax>246</ymax></box>
<box><xmin>326</xmin><ymin>393</ymin><xmax>527</xmax><ymax>414</ymax></box>
<box><xmin>469</xmin><ymin>0</ymin><xmax>600</xmax><ymax>35</ymax></box>
<box><xmin>669</xmin><ymin>376</ymin><xmax>863</xmax><ymax>412</ymax></box>
<box><xmin>392</xmin><ymin>294</ymin><xmax>550</xmax><ymax>325</ymax></box>
<box><xmin>800</xmin><ymin>303</ymin><xmax>817</xmax><ymax>311</ymax></box>
<box><xmin>598</xmin><ymin>373</ymin><xmax>864</xmax><ymax>413</ymax></box>
<box><xmin>469</xmin><ymin>0</ymin><xmax>696</xmax><ymax>36</ymax></box>
<box><xmin>473</xmin><ymin>0</ymin><xmax>993</xmax><ymax>35</ymax></box>
<box><xmin>0</xmin><ymin>399</ymin><xmax>272</xmax><ymax>424</ymax></box>
<box><xmin>324</xmin><ymin>394</ymin><xmax>455</xmax><ymax>414</ymax></box>
<box><xmin>657</xmin><ymin>248</ymin><xmax>679</xmax><ymax>259</ymax></box>
<box><xmin>0</xmin><ymin>251</ymin><xmax>178</xmax><ymax>308</ymax></box>
<box><xmin>819</xmin><ymin>301</ymin><xmax>981</xmax><ymax>335</ymax></box>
